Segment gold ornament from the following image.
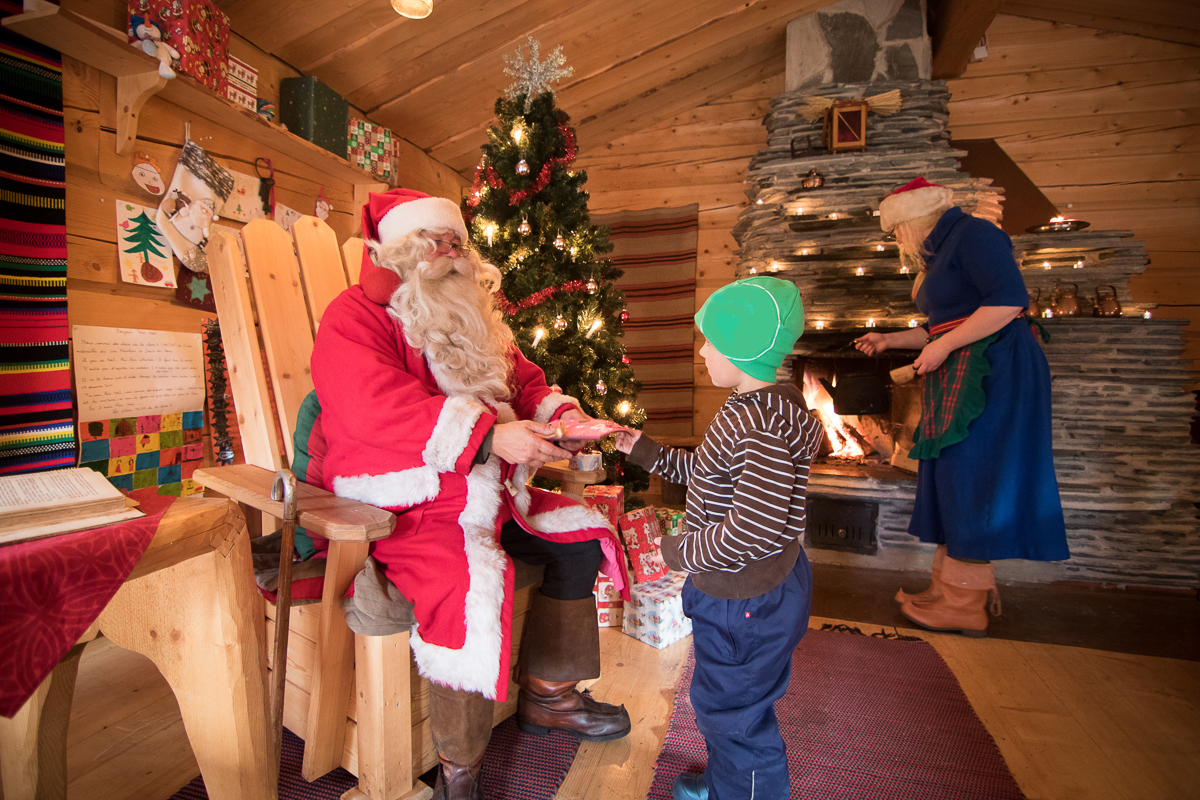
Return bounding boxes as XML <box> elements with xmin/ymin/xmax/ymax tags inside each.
<box><xmin>554</xmin><ymin>314</ymin><xmax>568</xmax><ymax>331</ymax></box>
<box><xmin>586</xmin><ymin>278</ymin><xmax>597</xmax><ymax>294</ymax></box>
<box><xmin>516</xmin><ymin>158</ymin><xmax>530</xmax><ymax>175</ymax></box>
<box><xmin>553</xmin><ymin>232</ymin><xmax>565</xmax><ymax>249</ymax></box>
<box><xmin>518</xmin><ymin>215</ymin><xmax>531</xmax><ymax>235</ymax></box>
<box><xmin>596</xmin><ymin>379</ymin><xmax>606</xmax><ymax>395</ymax></box>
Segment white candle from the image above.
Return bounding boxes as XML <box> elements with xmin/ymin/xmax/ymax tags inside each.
<box><xmin>815</xmin><ymin>321</ymin><xmax>825</xmax><ymax>330</ymax></box>
<box><xmin>908</xmin><ymin>319</ymin><xmax>918</xmax><ymax>328</ymax></box>
<box><xmin>855</xmin><ymin>267</ymin><xmax>864</xmax><ymax>276</ymax></box>
<box><xmin>1143</xmin><ymin>311</ymin><xmax>1152</xmax><ymax>319</ymax></box>
<box><xmin>867</xmin><ymin>318</ymin><xmax>876</xmax><ymax>328</ymax></box>
<box><xmin>532</xmin><ymin>327</ymin><xmax>545</xmax><ymax>347</ymax></box>
<box><xmin>484</xmin><ymin>223</ymin><xmax>495</xmax><ymax>247</ymax></box>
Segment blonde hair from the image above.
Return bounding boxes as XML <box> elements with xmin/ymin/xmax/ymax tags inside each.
<box><xmin>893</xmin><ymin>207</ymin><xmax>952</xmax><ymax>273</ymax></box>
<box><xmin>370</xmin><ymin>229</ymin><xmax>514</xmax><ymax>403</ymax></box>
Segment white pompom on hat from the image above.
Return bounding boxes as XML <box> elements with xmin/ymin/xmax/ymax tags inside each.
<box><xmin>878</xmin><ymin>177</ymin><xmax>954</xmax><ymax>232</ymax></box>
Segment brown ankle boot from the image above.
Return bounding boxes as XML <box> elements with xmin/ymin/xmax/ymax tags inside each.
<box><xmin>515</xmin><ymin>592</ymin><xmax>631</xmax><ymax>742</ymax></box>
<box><xmin>429</xmin><ymin>683</ymin><xmax>493</xmax><ymax>800</ymax></box>
<box><xmin>895</xmin><ymin>545</ymin><xmax>946</xmax><ymax>605</ymax></box>
<box><xmin>516</xmin><ymin>668</ymin><xmax>632</xmax><ymax>741</ymax></box>
<box><xmin>431</xmin><ymin>755</ymin><xmax>484</xmax><ymax>800</ymax></box>
<box><xmin>900</xmin><ymin>557</ymin><xmax>1000</xmax><ymax>638</ymax></box>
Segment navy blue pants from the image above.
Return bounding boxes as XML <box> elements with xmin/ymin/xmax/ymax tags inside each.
<box><xmin>682</xmin><ymin>554</ymin><xmax>812</xmax><ymax>800</ymax></box>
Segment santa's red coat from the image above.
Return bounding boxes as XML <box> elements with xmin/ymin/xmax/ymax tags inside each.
<box><xmin>307</xmin><ymin>285</ymin><xmax>625</xmax><ymax>701</ymax></box>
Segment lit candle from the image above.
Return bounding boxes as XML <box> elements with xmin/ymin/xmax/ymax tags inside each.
<box><xmin>799</xmin><ymin>249</ymin><xmax>809</xmax><ymax>256</ymax></box>
<box><xmin>750</xmin><ymin>266</ymin><xmax>757</xmax><ymax>274</ymax></box>
<box><xmin>867</xmin><ymin>318</ymin><xmax>876</xmax><ymax>328</ymax></box>
<box><xmin>815</xmin><ymin>321</ymin><xmax>825</xmax><ymax>330</ymax></box>
<box><xmin>1043</xmin><ymin>261</ymin><xmax>1052</xmax><ymax>270</ymax></box>
<box><xmin>569</xmin><ymin>246</ymin><xmax>578</xmax><ymax>257</ymax></box>
<box><xmin>618</xmin><ymin>401</ymin><xmax>631</xmax><ymax>414</ymax></box>
<box><xmin>829</xmin><ymin>213</ymin><xmax>838</xmax><ymax>220</ymax></box>
<box><xmin>797</xmin><ymin>208</ymin><xmax>804</xmax><ymax>215</ymax></box>
<box><xmin>1050</xmin><ymin>216</ymin><xmax>1065</xmax><ymax>223</ymax></box>
<box><xmin>771</xmin><ymin>261</ymin><xmax>780</xmax><ymax>272</ymax></box>
<box><xmin>876</xmin><ymin>245</ymin><xmax>885</xmax><ymax>251</ymax></box>
<box><xmin>1074</xmin><ymin>260</ymin><xmax>1084</xmax><ymax>268</ymax></box>
<box><xmin>587</xmin><ymin>320</ymin><xmax>602</xmax><ymax>338</ymax></box>
<box><xmin>513</xmin><ymin>126</ymin><xmax>523</xmax><ymax>145</ymax></box>
<box><xmin>872</xmin><ymin>210</ymin><xmax>880</xmax><ymax>217</ymax></box>
<box><xmin>484</xmin><ymin>223</ymin><xmax>495</xmax><ymax>247</ymax></box>
<box><xmin>1043</xmin><ymin>309</ymin><xmax>1053</xmax><ymax>319</ymax></box>
<box><xmin>532</xmin><ymin>326</ymin><xmax>545</xmax><ymax>347</ymax></box>
<box><xmin>1143</xmin><ymin>311</ymin><xmax>1152</xmax><ymax>319</ymax></box>
<box><xmin>908</xmin><ymin>319</ymin><xmax>918</xmax><ymax>328</ymax></box>
<box><xmin>756</xmin><ymin>198</ymin><xmax>763</xmax><ymax>204</ymax></box>
<box><xmin>900</xmin><ymin>266</ymin><xmax>909</xmax><ymax>274</ymax></box>
<box><xmin>855</xmin><ymin>267</ymin><xmax>864</xmax><ymax>276</ymax></box>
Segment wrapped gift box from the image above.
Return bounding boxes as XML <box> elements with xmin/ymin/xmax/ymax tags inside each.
<box><xmin>128</xmin><ymin>0</ymin><xmax>230</xmax><ymax>94</ymax></box>
<box><xmin>279</xmin><ymin>76</ymin><xmax>350</xmax><ymax>157</ymax></box>
<box><xmin>594</xmin><ymin>574</ymin><xmax>623</xmax><ymax>628</ymax></box>
<box><xmin>348</xmin><ymin>117</ymin><xmax>394</xmax><ymax>181</ymax></box>
<box><xmin>226</xmin><ymin>55</ymin><xmax>258</xmax><ymax>94</ymax></box>
<box><xmin>583</xmin><ymin>484</ymin><xmax>623</xmax><ymax>531</ymax></box>
<box><xmin>655</xmin><ymin>507</ymin><xmax>685</xmax><ymax>538</ymax></box>
<box><xmin>226</xmin><ymin>83</ymin><xmax>255</xmax><ymax>111</ymax></box>
<box><xmin>619</xmin><ymin>507</ymin><xmax>669</xmax><ymax>584</ymax></box>
<box><xmin>622</xmin><ymin>572</ymin><xmax>690</xmax><ymax>649</ymax></box>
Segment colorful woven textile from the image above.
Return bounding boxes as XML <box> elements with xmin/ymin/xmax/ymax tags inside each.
<box><xmin>170</xmin><ymin>716</ymin><xmax>581</xmax><ymax>799</ymax></box>
<box><xmin>910</xmin><ymin>328</ymin><xmax>999</xmax><ymax>461</ymax></box>
<box><xmin>649</xmin><ymin>627</ymin><xmax>1026</xmax><ymax>800</ymax></box>
<box><xmin>0</xmin><ymin>3</ymin><xmax>70</xmax><ymax>476</ymax></box>
<box><xmin>594</xmin><ymin>206</ymin><xmax>697</xmax><ymax>438</ymax></box>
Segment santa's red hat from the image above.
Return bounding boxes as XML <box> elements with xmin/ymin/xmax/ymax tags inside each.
<box><xmin>878</xmin><ymin>177</ymin><xmax>954</xmax><ymax>232</ymax></box>
<box><xmin>358</xmin><ymin>188</ymin><xmax>469</xmax><ymax>304</ymax></box>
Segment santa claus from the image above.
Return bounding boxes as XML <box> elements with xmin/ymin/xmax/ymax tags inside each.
<box><xmin>305</xmin><ymin>188</ymin><xmax>630</xmax><ymax>800</ymax></box>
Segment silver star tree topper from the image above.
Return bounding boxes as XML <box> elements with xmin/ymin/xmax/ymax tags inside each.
<box><xmin>503</xmin><ymin>36</ymin><xmax>573</xmax><ymax>112</ymax></box>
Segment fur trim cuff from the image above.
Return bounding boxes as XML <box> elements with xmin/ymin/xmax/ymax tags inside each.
<box><xmin>333</xmin><ymin>466</ymin><xmax>440</xmax><ymax>509</ymax></box>
<box><xmin>425</xmin><ymin>396</ymin><xmax>487</xmax><ymax>471</ymax></box>
<box><xmin>533</xmin><ymin>393</ymin><xmax>579</xmax><ymax>424</ymax></box>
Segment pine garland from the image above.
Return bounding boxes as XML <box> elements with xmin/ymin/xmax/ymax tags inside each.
<box><xmin>202</xmin><ymin>319</ymin><xmax>235</xmax><ymax>465</ymax></box>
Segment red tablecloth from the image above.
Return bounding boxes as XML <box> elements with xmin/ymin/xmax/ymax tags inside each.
<box><xmin>0</xmin><ymin>493</ymin><xmax>176</xmax><ymax>717</ymax></box>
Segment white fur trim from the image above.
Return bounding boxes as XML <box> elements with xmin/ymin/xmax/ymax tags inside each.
<box><xmin>424</xmin><ymin>397</ymin><xmax>487</xmax><ymax>472</ymax></box>
<box><xmin>332</xmin><ymin>465</ymin><xmax>440</xmax><ymax>509</ymax></box>
<box><xmin>377</xmin><ymin>196</ymin><xmax>467</xmax><ymax>244</ymax></box>
<box><xmin>524</xmin><ymin>503</ymin><xmax>612</xmax><ymax>535</ymax></box>
<box><xmin>409</xmin><ymin>458</ymin><xmax>508</xmax><ymax>698</ymax></box>
<box><xmin>533</xmin><ymin>393</ymin><xmax>578</xmax><ymax>424</ymax></box>
<box><xmin>879</xmin><ymin>184</ymin><xmax>954</xmax><ymax>231</ymax></box>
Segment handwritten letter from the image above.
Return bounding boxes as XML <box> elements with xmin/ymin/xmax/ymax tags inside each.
<box><xmin>73</xmin><ymin>326</ymin><xmax>206</xmax><ymax>422</ymax></box>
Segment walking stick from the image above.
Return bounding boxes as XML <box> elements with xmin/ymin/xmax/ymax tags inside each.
<box><xmin>270</xmin><ymin>469</ymin><xmax>298</xmax><ymax>788</ymax></box>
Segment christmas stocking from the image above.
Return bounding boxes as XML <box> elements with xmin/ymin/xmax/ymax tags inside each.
<box><xmin>155</xmin><ymin>139</ymin><xmax>234</xmax><ymax>272</ymax></box>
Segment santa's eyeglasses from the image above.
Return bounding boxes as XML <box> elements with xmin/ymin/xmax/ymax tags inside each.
<box><xmin>430</xmin><ymin>237</ymin><xmax>471</xmax><ymax>255</ymax></box>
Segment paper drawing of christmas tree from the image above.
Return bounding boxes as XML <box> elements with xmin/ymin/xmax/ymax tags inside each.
<box><xmin>122</xmin><ymin>209</ymin><xmax>169</xmax><ymax>284</ymax></box>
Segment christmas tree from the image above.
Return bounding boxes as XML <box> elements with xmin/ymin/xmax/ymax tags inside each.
<box><xmin>462</xmin><ymin>37</ymin><xmax>648</xmax><ymax>494</ymax></box>
<box><xmin>122</xmin><ymin>209</ymin><xmax>168</xmax><ymax>282</ymax></box>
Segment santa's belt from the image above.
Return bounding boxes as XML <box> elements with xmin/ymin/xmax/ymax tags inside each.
<box><xmin>927</xmin><ymin>316</ymin><xmax>969</xmax><ymax>337</ymax></box>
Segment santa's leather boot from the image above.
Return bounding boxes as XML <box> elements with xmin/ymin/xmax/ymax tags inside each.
<box><xmin>900</xmin><ymin>557</ymin><xmax>1000</xmax><ymax>638</ymax></box>
<box><xmin>516</xmin><ymin>591</ymin><xmax>631</xmax><ymax>742</ymax></box>
<box><xmin>429</xmin><ymin>682</ymin><xmax>494</xmax><ymax>800</ymax></box>
<box><xmin>895</xmin><ymin>544</ymin><xmax>947</xmax><ymax>605</ymax></box>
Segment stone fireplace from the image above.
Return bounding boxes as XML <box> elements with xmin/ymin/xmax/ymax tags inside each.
<box><xmin>732</xmin><ymin>0</ymin><xmax>1200</xmax><ymax>589</ymax></box>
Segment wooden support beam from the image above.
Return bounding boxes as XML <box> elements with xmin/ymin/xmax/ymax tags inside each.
<box><xmin>931</xmin><ymin>0</ymin><xmax>1005</xmax><ymax>79</ymax></box>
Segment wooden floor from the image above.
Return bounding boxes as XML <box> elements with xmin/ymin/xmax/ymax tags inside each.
<box><xmin>52</xmin><ymin>613</ymin><xmax>1200</xmax><ymax>800</ymax></box>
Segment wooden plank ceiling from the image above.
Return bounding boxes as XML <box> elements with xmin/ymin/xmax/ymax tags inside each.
<box><xmin>212</xmin><ymin>0</ymin><xmax>1200</xmax><ymax>181</ymax></box>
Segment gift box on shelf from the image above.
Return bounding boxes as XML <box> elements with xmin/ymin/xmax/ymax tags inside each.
<box><xmin>226</xmin><ymin>83</ymin><xmax>255</xmax><ymax>111</ymax></box>
<box><xmin>279</xmin><ymin>76</ymin><xmax>350</xmax><ymax>157</ymax></box>
<box><xmin>593</xmin><ymin>573</ymin><xmax>623</xmax><ymax>628</ymax></box>
<box><xmin>348</xmin><ymin>117</ymin><xmax>394</xmax><ymax>181</ymax></box>
<box><xmin>619</xmin><ymin>507</ymin><xmax>669</xmax><ymax>584</ymax></box>
<box><xmin>622</xmin><ymin>572</ymin><xmax>690</xmax><ymax>649</ymax></box>
<box><xmin>224</xmin><ymin>55</ymin><xmax>257</xmax><ymax>111</ymax></box>
<box><xmin>582</xmin><ymin>484</ymin><xmax>623</xmax><ymax>531</ymax></box>
<box><xmin>128</xmin><ymin>0</ymin><xmax>230</xmax><ymax>94</ymax></box>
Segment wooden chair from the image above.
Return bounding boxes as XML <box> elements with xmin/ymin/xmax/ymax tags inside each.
<box><xmin>194</xmin><ymin>217</ymin><xmax>603</xmax><ymax>800</ymax></box>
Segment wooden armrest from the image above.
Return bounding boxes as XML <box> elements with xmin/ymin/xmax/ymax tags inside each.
<box><xmin>193</xmin><ymin>465</ymin><xmax>394</xmax><ymax>542</ymax></box>
<box><xmin>537</xmin><ymin>460</ymin><xmax>606</xmax><ymax>485</ymax></box>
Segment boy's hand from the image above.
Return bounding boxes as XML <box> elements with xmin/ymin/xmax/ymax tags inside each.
<box><xmin>613</xmin><ymin>428</ymin><xmax>641</xmax><ymax>454</ymax></box>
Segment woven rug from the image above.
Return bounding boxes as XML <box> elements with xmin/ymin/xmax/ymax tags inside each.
<box><xmin>649</xmin><ymin>626</ymin><xmax>1026</xmax><ymax>800</ymax></box>
<box><xmin>594</xmin><ymin>206</ymin><xmax>698</xmax><ymax>438</ymax></box>
<box><xmin>0</xmin><ymin>1</ymin><xmax>72</xmax><ymax>475</ymax></box>
<box><xmin>170</xmin><ymin>717</ymin><xmax>580</xmax><ymax>799</ymax></box>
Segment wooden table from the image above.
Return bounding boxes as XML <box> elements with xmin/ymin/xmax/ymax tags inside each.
<box><xmin>0</xmin><ymin>497</ymin><xmax>276</xmax><ymax>800</ymax></box>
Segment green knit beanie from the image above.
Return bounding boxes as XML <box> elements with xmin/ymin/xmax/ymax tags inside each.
<box><xmin>695</xmin><ymin>276</ymin><xmax>805</xmax><ymax>382</ymax></box>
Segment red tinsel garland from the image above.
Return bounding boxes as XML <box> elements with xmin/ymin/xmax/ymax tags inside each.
<box><xmin>464</xmin><ymin>122</ymin><xmax>577</xmax><ymax>224</ymax></box>
<box><xmin>494</xmin><ymin>279</ymin><xmax>589</xmax><ymax>316</ymax></box>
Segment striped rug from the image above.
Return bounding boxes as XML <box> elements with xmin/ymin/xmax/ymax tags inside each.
<box><xmin>0</xmin><ymin>2</ymin><xmax>70</xmax><ymax>476</ymax></box>
<box><xmin>594</xmin><ymin>205</ymin><xmax>698</xmax><ymax>438</ymax></box>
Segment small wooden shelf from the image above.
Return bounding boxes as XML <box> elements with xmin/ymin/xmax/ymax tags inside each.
<box><xmin>3</xmin><ymin>4</ymin><xmax>380</xmax><ymax>186</ymax></box>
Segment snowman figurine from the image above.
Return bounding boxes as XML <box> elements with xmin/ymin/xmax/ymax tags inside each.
<box><xmin>136</xmin><ymin>21</ymin><xmax>180</xmax><ymax>80</ymax></box>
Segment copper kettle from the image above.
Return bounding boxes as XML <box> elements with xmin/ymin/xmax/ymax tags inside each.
<box><xmin>1052</xmin><ymin>281</ymin><xmax>1081</xmax><ymax>317</ymax></box>
<box><xmin>1094</xmin><ymin>285</ymin><xmax>1122</xmax><ymax>317</ymax></box>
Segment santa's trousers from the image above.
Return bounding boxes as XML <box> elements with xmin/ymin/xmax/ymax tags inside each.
<box><xmin>682</xmin><ymin>554</ymin><xmax>812</xmax><ymax>800</ymax></box>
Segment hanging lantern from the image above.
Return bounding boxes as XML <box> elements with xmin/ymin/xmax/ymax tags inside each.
<box><xmin>554</xmin><ymin>314</ymin><xmax>568</xmax><ymax>331</ymax></box>
<box><xmin>553</xmin><ymin>232</ymin><xmax>565</xmax><ymax>249</ymax></box>
<box><xmin>516</xmin><ymin>158</ymin><xmax>530</xmax><ymax>176</ymax></box>
<box><xmin>518</xmin><ymin>215</ymin><xmax>531</xmax><ymax>235</ymax></box>
<box><xmin>596</xmin><ymin>379</ymin><xmax>607</xmax><ymax>395</ymax></box>
<box><xmin>586</xmin><ymin>278</ymin><xmax>598</xmax><ymax>294</ymax></box>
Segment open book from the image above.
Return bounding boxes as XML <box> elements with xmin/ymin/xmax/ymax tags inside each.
<box><xmin>0</xmin><ymin>468</ymin><xmax>144</xmax><ymax>546</ymax></box>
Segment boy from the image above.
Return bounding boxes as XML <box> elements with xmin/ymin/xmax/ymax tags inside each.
<box><xmin>615</xmin><ymin>276</ymin><xmax>823</xmax><ymax>800</ymax></box>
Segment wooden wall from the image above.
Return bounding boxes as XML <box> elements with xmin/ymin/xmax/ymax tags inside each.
<box><xmin>582</xmin><ymin>12</ymin><xmax>1200</xmax><ymax>450</ymax></box>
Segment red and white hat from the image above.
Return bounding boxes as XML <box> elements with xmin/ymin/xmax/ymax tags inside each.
<box><xmin>878</xmin><ymin>177</ymin><xmax>954</xmax><ymax>232</ymax></box>
<box><xmin>358</xmin><ymin>188</ymin><xmax>468</xmax><ymax>304</ymax></box>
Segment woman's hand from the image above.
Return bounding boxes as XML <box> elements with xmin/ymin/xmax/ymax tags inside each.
<box><xmin>854</xmin><ymin>332</ymin><xmax>890</xmax><ymax>356</ymax></box>
<box><xmin>914</xmin><ymin>338</ymin><xmax>953</xmax><ymax>375</ymax></box>
<box><xmin>613</xmin><ymin>428</ymin><xmax>642</xmax><ymax>454</ymax></box>
<box><xmin>490</xmin><ymin>421</ymin><xmax>572</xmax><ymax>470</ymax></box>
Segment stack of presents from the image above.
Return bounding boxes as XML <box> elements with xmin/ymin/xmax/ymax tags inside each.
<box><xmin>127</xmin><ymin>0</ymin><xmax>398</xmax><ymax>182</ymax></box>
<box><xmin>583</xmin><ymin>486</ymin><xmax>692</xmax><ymax>649</ymax></box>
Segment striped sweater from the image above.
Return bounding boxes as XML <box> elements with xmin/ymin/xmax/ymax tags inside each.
<box><xmin>629</xmin><ymin>383</ymin><xmax>825</xmax><ymax>599</ymax></box>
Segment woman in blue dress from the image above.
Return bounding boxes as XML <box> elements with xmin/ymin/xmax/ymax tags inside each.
<box><xmin>854</xmin><ymin>177</ymin><xmax>1069</xmax><ymax>637</ymax></box>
